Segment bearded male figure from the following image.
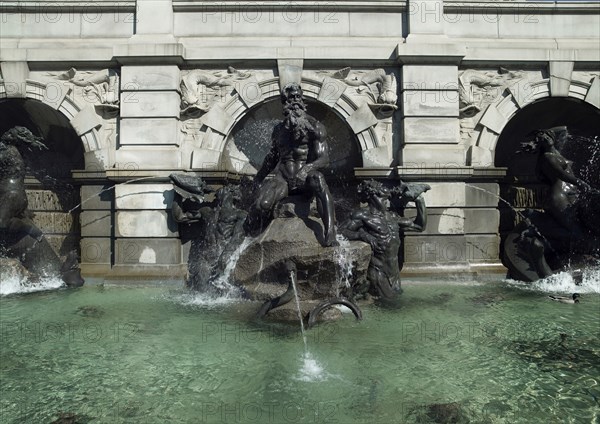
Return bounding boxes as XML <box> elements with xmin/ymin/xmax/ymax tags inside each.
<box><xmin>247</xmin><ymin>83</ymin><xmax>338</xmax><ymax>246</ymax></box>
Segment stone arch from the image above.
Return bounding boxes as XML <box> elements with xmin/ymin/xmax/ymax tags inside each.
<box><xmin>220</xmin><ymin>95</ymin><xmax>363</xmax><ymax>177</ymax></box>
<box><xmin>490</xmin><ymin>94</ymin><xmax>600</xmax><ymax>242</ymax></box>
<box><xmin>0</xmin><ymin>96</ymin><xmax>88</xmax><ymax>258</ymax></box>
<box><xmin>495</xmin><ymin>97</ymin><xmax>600</xmax><ymax>182</ymax></box>
<box><xmin>191</xmin><ymin>76</ymin><xmax>381</xmax><ymax>170</ymax></box>
<box><xmin>467</xmin><ymin>73</ymin><xmax>599</xmax><ymax>167</ymax></box>
<box><xmin>1</xmin><ymin>78</ymin><xmax>105</xmax><ymax>169</ymax></box>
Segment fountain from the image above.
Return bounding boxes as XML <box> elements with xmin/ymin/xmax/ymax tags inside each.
<box><xmin>340</xmin><ymin>179</ymin><xmax>429</xmax><ymax>302</ymax></box>
<box><xmin>0</xmin><ymin>126</ymin><xmax>84</xmax><ymax>288</ymax></box>
<box><xmin>169</xmin><ymin>174</ymin><xmax>247</xmax><ymax>294</ymax></box>
<box><xmin>2</xmin><ymin>93</ymin><xmax>599</xmax><ymax>424</ymax></box>
<box><xmin>168</xmin><ymin>83</ymin><xmax>433</xmax><ymax>327</ymax></box>
<box><xmin>502</xmin><ymin>127</ymin><xmax>600</xmax><ymax>282</ymax></box>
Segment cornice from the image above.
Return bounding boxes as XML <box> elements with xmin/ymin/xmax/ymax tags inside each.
<box><xmin>172</xmin><ymin>0</ymin><xmax>408</xmax><ymax>12</ymax></box>
<box><xmin>444</xmin><ymin>1</ymin><xmax>600</xmax><ymax>14</ymax></box>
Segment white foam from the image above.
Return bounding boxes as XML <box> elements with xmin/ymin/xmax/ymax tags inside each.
<box><xmin>505</xmin><ymin>267</ymin><xmax>600</xmax><ymax>294</ymax></box>
<box><xmin>172</xmin><ymin>292</ymin><xmax>241</xmax><ymax>308</ymax></box>
<box><xmin>296</xmin><ymin>352</ymin><xmax>328</xmax><ymax>382</ymax></box>
<box><xmin>333</xmin><ymin>304</ymin><xmax>353</xmax><ymax>314</ymax></box>
<box><xmin>210</xmin><ymin>237</ymin><xmax>252</xmax><ymax>296</ymax></box>
<box><xmin>0</xmin><ymin>274</ymin><xmax>64</xmax><ymax>296</ymax></box>
<box><xmin>334</xmin><ymin>234</ymin><xmax>354</xmax><ymax>292</ymax></box>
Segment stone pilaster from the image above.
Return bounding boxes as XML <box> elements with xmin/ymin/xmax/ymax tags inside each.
<box><xmin>112</xmin><ymin>183</ymin><xmax>184</xmax><ymax>276</ymax></box>
<box><xmin>112</xmin><ymin>65</ymin><xmax>185</xmax><ymax>276</ymax></box>
<box><xmin>79</xmin><ymin>185</ymin><xmax>114</xmax><ymax>276</ymax></box>
<box><xmin>401</xmin><ymin>65</ymin><xmax>462</xmax><ymax>167</ymax></box>
<box><xmin>136</xmin><ymin>0</ymin><xmax>174</xmax><ymax>36</ymax></box>
<box><xmin>406</xmin><ymin>0</ymin><xmax>445</xmax><ymax>39</ymax></box>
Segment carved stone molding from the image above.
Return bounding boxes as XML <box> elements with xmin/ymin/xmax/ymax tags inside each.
<box><xmin>320</xmin><ymin>67</ymin><xmax>399</xmax><ymax>118</ymax></box>
<box><xmin>48</xmin><ymin>68</ymin><xmax>120</xmax><ymax>117</ymax></box>
<box><xmin>464</xmin><ymin>69</ymin><xmax>600</xmax><ymax>167</ymax></box>
<box><xmin>180</xmin><ymin>67</ymin><xmax>254</xmax><ymax>117</ymax></box>
<box><xmin>179</xmin><ymin>69</ymin><xmax>388</xmax><ymax>172</ymax></box>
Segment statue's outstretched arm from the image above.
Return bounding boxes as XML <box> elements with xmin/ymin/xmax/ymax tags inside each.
<box><xmin>171</xmin><ymin>198</ymin><xmax>190</xmax><ymax>223</ymax></box>
<box><xmin>7</xmin><ymin>217</ymin><xmax>43</xmax><ymax>240</ymax></box>
<box><xmin>399</xmin><ymin>195</ymin><xmax>427</xmax><ymax>232</ymax></box>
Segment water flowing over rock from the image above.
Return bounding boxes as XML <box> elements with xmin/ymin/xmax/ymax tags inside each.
<box><xmin>235</xmin><ymin>214</ymin><xmax>371</xmax><ymax>290</ymax></box>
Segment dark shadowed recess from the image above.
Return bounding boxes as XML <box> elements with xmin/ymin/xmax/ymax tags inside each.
<box><xmin>496</xmin><ymin>97</ymin><xmax>600</xmax><ymax>186</ymax></box>
<box><xmin>0</xmin><ymin>98</ymin><xmax>84</xmax><ymax>209</ymax></box>
<box><xmin>495</xmin><ymin>97</ymin><xmax>599</xmax><ymax>237</ymax></box>
<box><xmin>225</xmin><ymin>98</ymin><xmax>363</xmax><ymax>218</ymax></box>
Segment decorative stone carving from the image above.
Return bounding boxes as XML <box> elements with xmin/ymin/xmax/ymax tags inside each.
<box><xmin>327</xmin><ymin>67</ymin><xmax>398</xmax><ymax>117</ymax></box>
<box><xmin>180</xmin><ymin>66</ymin><xmax>253</xmax><ymax>116</ymax></box>
<box><xmin>459</xmin><ymin>67</ymin><xmax>529</xmax><ymax>145</ymax></box>
<box><xmin>54</xmin><ymin>68</ymin><xmax>120</xmax><ymax>113</ymax></box>
<box><xmin>458</xmin><ymin>68</ymin><xmax>524</xmax><ymax>119</ymax></box>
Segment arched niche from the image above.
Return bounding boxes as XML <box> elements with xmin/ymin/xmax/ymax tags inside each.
<box><xmin>0</xmin><ymin>98</ymin><xmax>85</xmax><ymax>257</ymax></box>
<box><xmin>494</xmin><ymin>97</ymin><xmax>600</xmax><ymax>236</ymax></box>
<box><xmin>468</xmin><ymin>73</ymin><xmax>599</xmax><ymax>168</ymax></box>
<box><xmin>496</xmin><ymin>97</ymin><xmax>600</xmax><ymax>182</ymax></box>
<box><xmin>190</xmin><ymin>76</ymin><xmax>383</xmax><ymax>172</ymax></box>
<box><xmin>0</xmin><ymin>78</ymin><xmax>107</xmax><ymax>169</ymax></box>
<box><xmin>219</xmin><ymin>97</ymin><xmax>362</xmax><ymax>181</ymax></box>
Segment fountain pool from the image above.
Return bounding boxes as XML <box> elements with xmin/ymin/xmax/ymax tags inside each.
<box><xmin>1</xmin><ymin>273</ymin><xmax>599</xmax><ymax>423</ymax></box>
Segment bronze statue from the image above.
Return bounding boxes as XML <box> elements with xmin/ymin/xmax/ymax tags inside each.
<box><xmin>0</xmin><ymin>127</ymin><xmax>84</xmax><ymax>287</ymax></box>
<box><xmin>341</xmin><ymin>180</ymin><xmax>429</xmax><ymax>300</ymax></box>
<box><xmin>504</xmin><ymin>127</ymin><xmax>600</xmax><ymax>281</ymax></box>
<box><xmin>170</xmin><ymin>174</ymin><xmax>247</xmax><ymax>291</ymax></box>
<box><xmin>246</xmin><ymin>83</ymin><xmax>338</xmax><ymax>246</ymax></box>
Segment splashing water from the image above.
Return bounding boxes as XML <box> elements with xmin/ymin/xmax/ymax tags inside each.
<box><xmin>465</xmin><ymin>183</ymin><xmax>528</xmax><ymax>221</ymax></box>
<box><xmin>0</xmin><ymin>274</ymin><xmax>64</xmax><ymax>296</ymax></box>
<box><xmin>296</xmin><ymin>352</ymin><xmax>328</xmax><ymax>382</ymax></box>
<box><xmin>171</xmin><ymin>237</ymin><xmax>253</xmax><ymax>307</ymax></box>
<box><xmin>68</xmin><ymin>176</ymin><xmax>159</xmax><ymax>213</ymax></box>
<box><xmin>290</xmin><ymin>269</ymin><xmax>308</xmax><ymax>353</ymax></box>
<box><xmin>289</xmin><ymin>268</ymin><xmax>328</xmax><ymax>381</ymax></box>
<box><xmin>334</xmin><ymin>233</ymin><xmax>354</xmax><ymax>295</ymax></box>
<box><xmin>505</xmin><ymin>267</ymin><xmax>600</xmax><ymax>294</ymax></box>
<box><xmin>169</xmin><ymin>291</ymin><xmax>242</xmax><ymax>308</ymax></box>
<box><xmin>255</xmin><ymin>228</ymin><xmax>268</xmax><ymax>286</ymax></box>
<box><xmin>210</xmin><ymin>237</ymin><xmax>253</xmax><ymax>297</ymax></box>
<box><xmin>290</xmin><ymin>270</ymin><xmax>326</xmax><ymax>380</ymax></box>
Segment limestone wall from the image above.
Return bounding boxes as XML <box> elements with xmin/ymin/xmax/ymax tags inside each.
<box><xmin>1</xmin><ymin>0</ymin><xmax>598</xmax><ymax>277</ymax></box>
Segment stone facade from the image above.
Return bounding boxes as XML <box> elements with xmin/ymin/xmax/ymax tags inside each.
<box><xmin>1</xmin><ymin>0</ymin><xmax>598</xmax><ymax>277</ymax></box>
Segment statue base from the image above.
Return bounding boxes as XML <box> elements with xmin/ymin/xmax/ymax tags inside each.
<box><xmin>235</xmin><ymin>215</ymin><xmax>370</xmax><ymax>287</ymax></box>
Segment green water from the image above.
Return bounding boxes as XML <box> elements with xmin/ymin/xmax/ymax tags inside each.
<box><xmin>1</xmin><ymin>280</ymin><xmax>599</xmax><ymax>423</ymax></box>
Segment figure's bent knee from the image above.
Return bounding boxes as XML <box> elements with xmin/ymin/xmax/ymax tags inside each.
<box><xmin>307</xmin><ymin>171</ymin><xmax>327</xmax><ymax>193</ymax></box>
<box><xmin>257</xmin><ymin>198</ymin><xmax>274</xmax><ymax>212</ymax></box>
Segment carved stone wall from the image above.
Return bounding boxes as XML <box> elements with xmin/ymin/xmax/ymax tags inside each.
<box><xmin>463</xmin><ymin>65</ymin><xmax>600</xmax><ymax>168</ymax></box>
<box><xmin>2</xmin><ymin>0</ymin><xmax>598</xmax><ymax>277</ymax></box>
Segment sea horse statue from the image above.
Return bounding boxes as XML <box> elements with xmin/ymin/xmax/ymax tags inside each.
<box><xmin>503</xmin><ymin>127</ymin><xmax>600</xmax><ymax>281</ymax></box>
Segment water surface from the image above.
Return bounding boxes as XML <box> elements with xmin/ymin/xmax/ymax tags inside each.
<box><xmin>1</xmin><ymin>275</ymin><xmax>599</xmax><ymax>423</ymax></box>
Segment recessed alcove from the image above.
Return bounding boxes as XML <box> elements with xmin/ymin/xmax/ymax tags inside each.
<box><xmin>221</xmin><ymin>97</ymin><xmax>363</xmax><ymax>179</ymax></box>
<box><xmin>0</xmin><ymin>98</ymin><xmax>84</xmax><ymax>256</ymax></box>
<box><xmin>495</xmin><ymin>98</ymin><xmax>600</xmax><ymax>236</ymax></box>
